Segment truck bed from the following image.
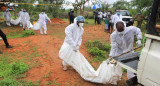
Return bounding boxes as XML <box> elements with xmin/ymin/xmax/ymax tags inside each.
<box><xmin>114</xmin><ymin>52</ymin><xmax>140</xmax><ymax>73</ymax></box>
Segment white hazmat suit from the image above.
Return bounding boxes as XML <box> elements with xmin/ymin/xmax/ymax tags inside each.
<box><xmin>3</xmin><ymin>11</ymin><xmax>11</xmax><ymax>26</ymax></box>
<box><xmin>38</xmin><ymin>12</ymin><xmax>51</xmax><ymax>34</ymax></box>
<box><xmin>21</xmin><ymin>12</ymin><xmax>30</xmax><ymax>30</ymax></box>
<box><xmin>59</xmin><ymin>16</ymin><xmax>122</xmax><ymax>85</ymax></box>
<box><xmin>112</xmin><ymin>13</ymin><xmax>122</xmax><ymax>27</ymax></box>
<box><xmin>18</xmin><ymin>9</ymin><xmax>24</xmax><ymax>26</ymax></box>
<box><xmin>109</xmin><ymin>21</ymin><xmax>142</xmax><ymax>79</ymax></box>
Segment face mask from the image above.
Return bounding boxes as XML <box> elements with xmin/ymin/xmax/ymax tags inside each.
<box><xmin>79</xmin><ymin>23</ymin><xmax>84</xmax><ymax>27</ymax></box>
<box><xmin>117</xmin><ymin>12</ymin><xmax>120</xmax><ymax>15</ymax></box>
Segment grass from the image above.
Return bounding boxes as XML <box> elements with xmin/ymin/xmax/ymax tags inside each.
<box><xmin>0</xmin><ymin>40</ymin><xmax>43</xmax><ymax>85</ymax></box>
<box><xmin>86</xmin><ymin>40</ymin><xmax>111</xmax><ymax>63</ymax></box>
<box><xmin>7</xmin><ymin>30</ymin><xmax>35</xmax><ymax>39</ymax></box>
<box><xmin>0</xmin><ymin>53</ymin><xmax>29</xmax><ymax>86</ymax></box>
<box><xmin>42</xmin><ymin>70</ymin><xmax>51</xmax><ymax>78</ymax></box>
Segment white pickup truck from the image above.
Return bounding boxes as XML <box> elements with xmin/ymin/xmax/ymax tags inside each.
<box><xmin>114</xmin><ymin>0</ymin><xmax>160</xmax><ymax>86</ymax></box>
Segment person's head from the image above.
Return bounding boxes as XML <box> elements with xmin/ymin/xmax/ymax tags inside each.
<box><xmin>6</xmin><ymin>8</ymin><xmax>9</xmax><ymax>12</ymax></box>
<box><xmin>116</xmin><ymin>21</ymin><xmax>125</xmax><ymax>32</ymax></box>
<box><xmin>116</xmin><ymin>10</ymin><xmax>120</xmax><ymax>15</ymax></box>
<box><xmin>23</xmin><ymin>9</ymin><xmax>26</xmax><ymax>12</ymax></box>
<box><xmin>138</xmin><ymin>12</ymin><xmax>141</xmax><ymax>15</ymax></box>
<box><xmin>21</xmin><ymin>9</ymin><xmax>23</xmax><ymax>11</ymax></box>
<box><xmin>76</xmin><ymin>16</ymin><xmax>85</xmax><ymax>27</ymax></box>
<box><xmin>70</xmin><ymin>9</ymin><xmax>72</xmax><ymax>11</ymax></box>
<box><xmin>108</xmin><ymin>11</ymin><xmax>110</xmax><ymax>14</ymax></box>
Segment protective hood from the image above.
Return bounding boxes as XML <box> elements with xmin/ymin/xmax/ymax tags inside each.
<box><xmin>114</xmin><ymin>21</ymin><xmax>127</xmax><ymax>34</ymax></box>
<box><xmin>74</xmin><ymin>17</ymin><xmax>78</xmax><ymax>24</ymax></box>
<box><xmin>41</xmin><ymin>12</ymin><xmax>45</xmax><ymax>14</ymax></box>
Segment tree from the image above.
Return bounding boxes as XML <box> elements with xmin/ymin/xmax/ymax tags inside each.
<box><xmin>131</xmin><ymin>0</ymin><xmax>153</xmax><ymax>15</ymax></box>
<box><xmin>112</xmin><ymin>0</ymin><xmax>130</xmax><ymax>10</ymax></box>
<box><xmin>72</xmin><ymin>0</ymin><xmax>89</xmax><ymax>15</ymax></box>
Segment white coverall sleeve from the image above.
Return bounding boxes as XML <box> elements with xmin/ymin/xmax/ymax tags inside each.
<box><xmin>28</xmin><ymin>13</ymin><xmax>30</xmax><ymax>21</ymax></box>
<box><xmin>3</xmin><ymin>12</ymin><xmax>5</xmax><ymax>18</ymax></box>
<box><xmin>46</xmin><ymin>15</ymin><xmax>51</xmax><ymax>22</ymax></box>
<box><xmin>9</xmin><ymin>12</ymin><xmax>11</xmax><ymax>18</ymax></box>
<box><xmin>77</xmin><ymin>29</ymin><xmax>84</xmax><ymax>46</ymax></box>
<box><xmin>65</xmin><ymin>27</ymin><xmax>76</xmax><ymax>46</ymax></box>
<box><xmin>111</xmin><ymin>15</ymin><xmax>115</xmax><ymax>23</ymax></box>
<box><xmin>109</xmin><ymin>33</ymin><xmax>118</xmax><ymax>57</ymax></box>
<box><xmin>132</xmin><ymin>26</ymin><xmax>142</xmax><ymax>40</ymax></box>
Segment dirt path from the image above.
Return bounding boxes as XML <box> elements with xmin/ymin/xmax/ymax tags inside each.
<box><xmin>0</xmin><ymin>22</ymin><xmax>126</xmax><ymax>86</ymax></box>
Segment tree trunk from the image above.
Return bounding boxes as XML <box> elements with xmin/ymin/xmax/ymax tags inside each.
<box><xmin>82</xmin><ymin>3</ymin><xmax>85</xmax><ymax>15</ymax></box>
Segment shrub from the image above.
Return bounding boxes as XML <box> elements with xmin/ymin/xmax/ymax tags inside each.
<box><xmin>11</xmin><ymin>62</ymin><xmax>29</xmax><ymax>75</ymax></box>
<box><xmin>86</xmin><ymin>40</ymin><xmax>111</xmax><ymax>52</ymax></box>
<box><xmin>88</xmin><ymin>47</ymin><xmax>106</xmax><ymax>58</ymax></box>
<box><xmin>104</xmin><ymin>44</ymin><xmax>111</xmax><ymax>51</ymax></box>
<box><xmin>0</xmin><ymin>78</ymin><xmax>19</xmax><ymax>86</ymax></box>
<box><xmin>21</xmin><ymin>30</ymin><xmax>35</xmax><ymax>37</ymax></box>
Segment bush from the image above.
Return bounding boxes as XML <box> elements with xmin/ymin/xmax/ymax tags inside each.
<box><xmin>21</xmin><ymin>30</ymin><xmax>35</xmax><ymax>37</ymax></box>
<box><xmin>11</xmin><ymin>62</ymin><xmax>29</xmax><ymax>75</ymax></box>
<box><xmin>104</xmin><ymin>44</ymin><xmax>111</xmax><ymax>51</ymax></box>
<box><xmin>86</xmin><ymin>40</ymin><xmax>111</xmax><ymax>62</ymax></box>
<box><xmin>86</xmin><ymin>40</ymin><xmax>111</xmax><ymax>52</ymax></box>
<box><xmin>0</xmin><ymin>78</ymin><xmax>19</xmax><ymax>86</ymax></box>
<box><xmin>88</xmin><ymin>47</ymin><xmax>106</xmax><ymax>58</ymax></box>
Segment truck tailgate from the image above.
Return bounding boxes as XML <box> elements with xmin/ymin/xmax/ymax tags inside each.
<box><xmin>114</xmin><ymin>52</ymin><xmax>140</xmax><ymax>73</ymax></box>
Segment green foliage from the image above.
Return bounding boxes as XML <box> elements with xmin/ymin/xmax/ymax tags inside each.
<box><xmin>7</xmin><ymin>30</ymin><xmax>35</xmax><ymax>39</ymax></box>
<box><xmin>88</xmin><ymin>47</ymin><xmax>106</xmax><ymax>58</ymax></box>
<box><xmin>86</xmin><ymin>40</ymin><xmax>111</xmax><ymax>52</ymax></box>
<box><xmin>11</xmin><ymin>62</ymin><xmax>29</xmax><ymax>75</ymax></box>
<box><xmin>122</xmin><ymin>68</ymin><xmax>127</xmax><ymax>72</ymax></box>
<box><xmin>131</xmin><ymin>0</ymin><xmax>153</xmax><ymax>12</ymax></box>
<box><xmin>0</xmin><ymin>78</ymin><xmax>19</xmax><ymax>86</ymax></box>
<box><xmin>0</xmin><ymin>55</ymin><xmax>29</xmax><ymax>86</ymax></box>
<box><xmin>113</xmin><ymin>0</ymin><xmax>130</xmax><ymax>10</ymax></box>
<box><xmin>86</xmin><ymin>40</ymin><xmax>111</xmax><ymax>62</ymax></box>
<box><xmin>22</xmin><ymin>30</ymin><xmax>35</xmax><ymax>37</ymax></box>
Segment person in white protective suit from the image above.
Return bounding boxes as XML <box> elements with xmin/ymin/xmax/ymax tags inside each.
<box><xmin>18</xmin><ymin>9</ymin><xmax>23</xmax><ymax>26</ymax></box>
<box><xmin>3</xmin><ymin>8</ymin><xmax>11</xmax><ymax>26</ymax></box>
<box><xmin>112</xmin><ymin>10</ymin><xmax>122</xmax><ymax>28</ymax></box>
<box><xmin>21</xmin><ymin>9</ymin><xmax>30</xmax><ymax>31</ymax></box>
<box><xmin>38</xmin><ymin>12</ymin><xmax>52</xmax><ymax>35</ymax></box>
<box><xmin>109</xmin><ymin>21</ymin><xmax>142</xmax><ymax>85</ymax></box>
<box><xmin>59</xmin><ymin>16</ymin><xmax>122</xmax><ymax>85</ymax></box>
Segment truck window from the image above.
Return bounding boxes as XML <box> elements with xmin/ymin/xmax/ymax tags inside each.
<box><xmin>120</xmin><ymin>11</ymin><xmax>130</xmax><ymax>16</ymax></box>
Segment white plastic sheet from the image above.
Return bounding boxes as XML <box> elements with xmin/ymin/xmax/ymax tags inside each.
<box><xmin>32</xmin><ymin>22</ymin><xmax>41</xmax><ymax>30</ymax></box>
<box><xmin>26</xmin><ymin>21</ymin><xmax>33</xmax><ymax>29</ymax></box>
<box><xmin>59</xmin><ymin>42</ymin><xmax>122</xmax><ymax>85</ymax></box>
<box><xmin>10</xmin><ymin>17</ymin><xmax>21</xmax><ymax>25</ymax></box>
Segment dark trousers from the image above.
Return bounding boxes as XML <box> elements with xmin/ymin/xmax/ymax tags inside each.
<box><xmin>69</xmin><ymin>17</ymin><xmax>74</xmax><ymax>24</ymax></box>
<box><xmin>95</xmin><ymin>17</ymin><xmax>98</xmax><ymax>24</ymax></box>
<box><xmin>108</xmin><ymin>22</ymin><xmax>113</xmax><ymax>33</ymax></box>
<box><xmin>98</xmin><ymin>17</ymin><xmax>101</xmax><ymax>24</ymax></box>
<box><xmin>0</xmin><ymin>29</ymin><xmax>9</xmax><ymax>47</ymax></box>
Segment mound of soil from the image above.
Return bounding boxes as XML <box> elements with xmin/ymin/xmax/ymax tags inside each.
<box><xmin>50</xmin><ymin>18</ymin><xmax>67</xmax><ymax>24</ymax></box>
<box><xmin>0</xmin><ymin>18</ymin><xmax>5</xmax><ymax>21</ymax></box>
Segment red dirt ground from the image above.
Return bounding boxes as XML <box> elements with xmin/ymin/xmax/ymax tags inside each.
<box><xmin>0</xmin><ymin>21</ymin><xmax>127</xmax><ymax>86</ymax></box>
<box><xmin>50</xmin><ymin>18</ymin><xmax>67</xmax><ymax>24</ymax></box>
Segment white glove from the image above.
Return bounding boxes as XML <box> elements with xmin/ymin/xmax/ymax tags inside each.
<box><xmin>73</xmin><ymin>46</ymin><xmax>78</xmax><ymax>52</ymax></box>
<box><xmin>136</xmin><ymin>40</ymin><xmax>142</xmax><ymax>47</ymax></box>
<box><xmin>76</xmin><ymin>45</ymin><xmax>80</xmax><ymax>50</ymax></box>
